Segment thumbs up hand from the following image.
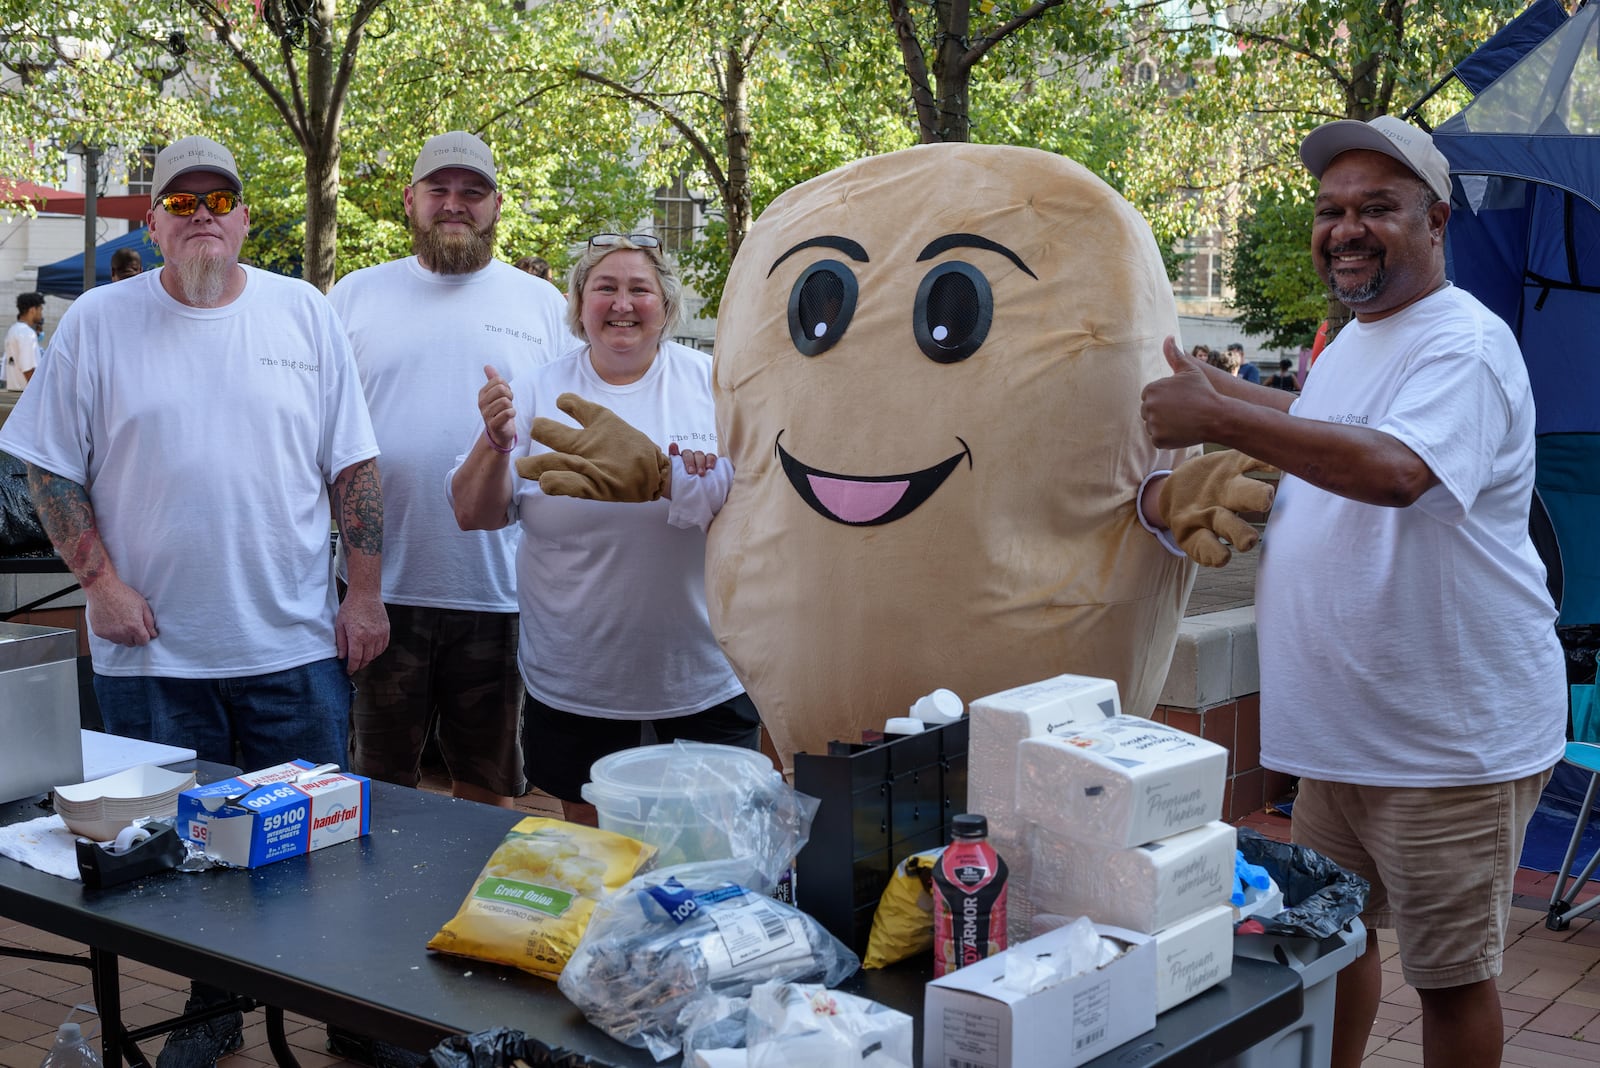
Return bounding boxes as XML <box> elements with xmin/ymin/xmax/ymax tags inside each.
<box><xmin>478</xmin><ymin>365</ymin><xmax>518</xmax><ymax>454</ymax></box>
<box><xmin>1141</xmin><ymin>336</ymin><xmax>1226</xmax><ymax>449</ymax></box>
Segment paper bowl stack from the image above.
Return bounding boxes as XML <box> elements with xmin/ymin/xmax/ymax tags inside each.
<box><xmin>53</xmin><ymin>764</ymin><xmax>197</xmax><ymax>842</ymax></box>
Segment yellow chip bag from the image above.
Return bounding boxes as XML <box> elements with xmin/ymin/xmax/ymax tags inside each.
<box><xmin>862</xmin><ymin>848</ymin><xmax>943</xmax><ymax>969</ymax></box>
<box><xmin>427</xmin><ymin>816</ymin><xmax>654</xmax><ymax>979</ymax></box>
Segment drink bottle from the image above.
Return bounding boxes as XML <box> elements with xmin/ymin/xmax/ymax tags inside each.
<box><xmin>932</xmin><ymin>812</ymin><xmax>1008</xmax><ymax>977</ymax></box>
<box><xmin>39</xmin><ymin>1020</ymin><xmax>101</xmax><ymax>1068</ymax></box>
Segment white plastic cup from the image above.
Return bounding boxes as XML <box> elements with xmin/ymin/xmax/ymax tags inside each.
<box><xmin>884</xmin><ymin>717</ymin><xmax>925</xmax><ymax>736</ymax></box>
<box><xmin>910</xmin><ymin>688</ymin><xmax>964</xmax><ymax>724</ymax></box>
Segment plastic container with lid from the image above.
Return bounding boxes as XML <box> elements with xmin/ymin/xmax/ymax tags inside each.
<box><xmin>580</xmin><ymin>742</ymin><xmax>780</xmax><ymax>865</ymax></box>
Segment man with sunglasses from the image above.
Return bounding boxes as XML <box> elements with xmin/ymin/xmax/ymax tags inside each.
<box><xmin>0</xmin><ymin>134</ymin><xmax>387</xmax><ymax>1067</ymax></box>
<box><xmin>327</xmin><ymin>132</ymin><xmax>569</xmax><ymax>816</ymax></box>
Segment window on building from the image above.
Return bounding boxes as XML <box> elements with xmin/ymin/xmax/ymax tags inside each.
<box><xmin>653</xmin><ymin>174</ymin><xmax>701</xmax><ymax>255</ymax></box>
<box><xmin>127</xmin><ymin>145</ymin><xmax>157</xmax><ymax>197</ymax></box>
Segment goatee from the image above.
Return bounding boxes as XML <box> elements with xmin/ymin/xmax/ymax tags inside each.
<box><xmin>414</xmin><ymin>215</ymin><xmax>496</xmax><ymax>275</ymax></box>
<box><xmin>175</xmin><ymin>250</ymin><xmax>234</xmax><ymax>307</ymax></box>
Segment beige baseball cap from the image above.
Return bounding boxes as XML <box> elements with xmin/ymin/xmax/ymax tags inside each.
<box><xmin>1299</xmin><ymin>115</ymin><xmax>1451</xmax><ymax>202</ymax></box>
<box><xmin>411</xmin><ymin>131</ymin><xmax>497</xmax><ymax>188</ymax></box>
<box><xmin>151</xmin><ymin>136</ymin><xmax>241</xmax><ymax>201</ymax></box>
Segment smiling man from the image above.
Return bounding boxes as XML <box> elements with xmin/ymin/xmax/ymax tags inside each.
<box><xmin>328</xmin><ymin>131</ymin><xmax>569</xmax><ymax>813</ymax></box>
<box><xmin>0</xmin><ymin>134</ymin><xmax>386</xmax><ymax>1066</ymax></box>
<box><xmin>1140</xmin><ymin>116</ymin><xmax>1564</xmax><ymax>1068</ymax></box>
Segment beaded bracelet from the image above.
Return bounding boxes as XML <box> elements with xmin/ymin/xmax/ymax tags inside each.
<box><xmin>486</xmin><ymin>430</ymin><xmax>517</xmax><ymax>454</ymax></box>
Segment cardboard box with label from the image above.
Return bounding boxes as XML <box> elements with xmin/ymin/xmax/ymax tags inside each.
<box><xmin>177</xmin><ymin>760</ymin><xmax>370</xmax><ymax>868</ymax></box>
<box><xmin>924</xmin><ymin>923</ymin><xmax>1156</xmax><ymax>1068</ymax></box>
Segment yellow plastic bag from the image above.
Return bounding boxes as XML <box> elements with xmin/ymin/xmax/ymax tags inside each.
<box><xmin>862</xmin><ymin>848</ymin><xmax>942</xmax><ymax>969</ymax></box>
<box><xmin>427</xmin><ymin>816</ymin><xmax>654</xmax><ymax>980</ymax></box>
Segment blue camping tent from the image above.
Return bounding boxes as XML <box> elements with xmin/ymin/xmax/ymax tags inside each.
<box><xmin>1422</xmin><ymin>0</ymin><xmax>1600</xmax><ymax>821</ymax></box>
<box><xmin>35</xmin><ymin>228</ymin><xmax>163</xmax><ymax>299</ymax></box>
<box><xmin>1425</xmin><ymin>0</ymin><xmax>1600</xmax><ymax>626</ymax></box>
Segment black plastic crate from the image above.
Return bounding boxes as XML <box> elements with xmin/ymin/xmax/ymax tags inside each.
<box><xmin>793</xmin><ymin>718</ymin><xmax>968</xmax><ymax>954</ymax></box>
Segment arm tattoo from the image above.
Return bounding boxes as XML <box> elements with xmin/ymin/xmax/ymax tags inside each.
<box><xmin>333</xmin><ymin>458</ymin><xmax>383</xmax><ymax>555</ymax></box>
<box><xmin>25</xmin><ymin>464</ymin><xmax>112</xmax><ymax>588</ymax></box>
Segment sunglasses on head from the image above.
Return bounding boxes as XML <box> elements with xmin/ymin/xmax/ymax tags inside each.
<box><xmin>157</xmin><ymin>189</ymin><xmax>242</xmax><ymax>217</ymax></box>
<box><xmin>589</xmin><ymin>232</ymin><xmax>660</xmax><ymax>250</ymax></box>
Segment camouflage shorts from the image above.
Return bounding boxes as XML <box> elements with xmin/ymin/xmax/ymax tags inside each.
<box><xmin>350</xmin><ymin>604</ymin><xmax>524</xmax><ymax>796</ymax></box>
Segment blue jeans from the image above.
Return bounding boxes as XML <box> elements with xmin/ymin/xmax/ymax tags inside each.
<box><xmin>94</xmin><ymin>659</ymin><xmax>352</xmax><ymax>770</ymax></box>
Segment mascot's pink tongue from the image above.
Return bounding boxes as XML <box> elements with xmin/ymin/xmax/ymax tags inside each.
<box><xmin>806</xmin><ymin>475</ymin><xmax>909</xmax><ymax>524</ymax></box>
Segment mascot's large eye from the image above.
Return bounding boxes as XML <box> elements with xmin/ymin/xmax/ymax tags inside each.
<box><xmin>787</xmin><ymin>259</ymin><xmax>858</xmax><ymax>356</ymax></box>
<box><xmin>913</xmin><ymin>262</ymin><xmax>992</xmax><ymax>364</ymax></box>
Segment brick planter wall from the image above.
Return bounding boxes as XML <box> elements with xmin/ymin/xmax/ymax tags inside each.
<box><xmin>1154</xmin><ymin>607</ymin><xmax>1289</xmax><ymax>822</ymax></box>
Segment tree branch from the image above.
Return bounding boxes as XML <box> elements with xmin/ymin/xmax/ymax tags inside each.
<box><xmin>964</xmin><ymin>0</ymin><xmax>1064</xmax><ymax>71</ymax></box>
<box><xmin>572</xmin><ymin>67</ymin><xmax>729</xmax><ymax>198</ymax></box>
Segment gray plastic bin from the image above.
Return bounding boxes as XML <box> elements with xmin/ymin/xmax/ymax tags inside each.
<box><xmin>1220</xmin><ymin>919</ymin><xmax>1367</xmax><ymax>1068</ymax></box>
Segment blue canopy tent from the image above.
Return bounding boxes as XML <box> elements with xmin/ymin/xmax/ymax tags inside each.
<box><xmin>1416</xmin><ymin>0</ymin><xmax>1600</xmax><ymax>626</ymax></box>
<box><xmin>1415</xmin><ymin>0</ymin><xmax>1600</xmax><ymax>872</ymax></box>
<box><xmin>35</xmin><ymin>228</ymin><xmax>163</xmax><ymax>299</ymax></box>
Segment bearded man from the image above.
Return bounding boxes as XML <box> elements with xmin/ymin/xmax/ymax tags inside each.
<box><xmin>0</xmin><ymin>134</ymin><xmax>387</xmax><ymax>1064</ymax></box>
<box><xmin>327</xmin><ymin>131</ymin><xmax>570</xmax><ymax>811</ymax></box>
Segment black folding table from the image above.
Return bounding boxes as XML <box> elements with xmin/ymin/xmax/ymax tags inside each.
<box><xmin>0</xmin><ymin>775</ymin><xmax>1302</xmax><ymax>1067</ymax></box>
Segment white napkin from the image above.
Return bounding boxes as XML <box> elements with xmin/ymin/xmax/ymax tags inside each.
<box><xmin>0</xmin><ymin>814</ymin><xmax>83</xmax><ymax>880</ymax></box>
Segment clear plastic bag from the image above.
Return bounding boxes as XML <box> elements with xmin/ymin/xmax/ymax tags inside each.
<box><xmin>640</xmin><ymin>743</ymin><xmax>820</xmax><ymax>894</ymax></box>
<box><xmin>557</xmin><ymin>860</ymin><xmax>860</xmax><ymax>1061</ymax></box>
<box><xmin>680</xmin><ymin>981</ymin><xmax>913</xmax><ymax>1068</ymax></box>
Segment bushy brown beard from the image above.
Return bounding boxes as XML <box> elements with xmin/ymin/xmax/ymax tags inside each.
<box><xmin>412</xmin><ymin>213</ymin><xmax>496</xmax><ymax>275</ymax></box>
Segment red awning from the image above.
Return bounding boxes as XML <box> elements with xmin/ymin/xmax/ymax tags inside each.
<box><xmin>1</xmin><ymin>178</ymin><xmax>152</xmax><ymax>222</ymax></box>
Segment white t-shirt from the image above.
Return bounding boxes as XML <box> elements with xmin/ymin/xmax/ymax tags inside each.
<box><xmin>328</xmin><ymin>257</ymin><xmax>571</xmax><ymax>610</ymax></box>
<box><xmin>1256</xmin><ymin>284</ymin><xmax>1565</xmax><ymax>786</ymax></box>
<box><xmin>3</xmin><ymin>320</ymin><xmax>39</xmax><ymax>390</ymax></box>
<box><xmin>448</xmin><ymin>340</ymin><xmax>741</xmax><ymax>719</ymax></box>
<box><xmin>0</xmin><ymin>267</ymin><xmax>378</xmax><ymax>678</ymax></box>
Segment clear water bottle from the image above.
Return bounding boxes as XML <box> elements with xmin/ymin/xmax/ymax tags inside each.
<box><xmin>39</xmin><ymin>1020</ymin><xmax>101</xmax><ymax>1068</ymax></box>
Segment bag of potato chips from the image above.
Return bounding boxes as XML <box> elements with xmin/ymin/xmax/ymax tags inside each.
<box><xmin>427</xmin><ymin>816</ymin><xmax>653</xmax><ymax>979</ymax></box>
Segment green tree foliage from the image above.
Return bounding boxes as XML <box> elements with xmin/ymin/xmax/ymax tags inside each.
<box><xmin>1116</xmin><ymin>0</ymin><xmax>1528</xmax><ymax>335</ymax></box>
<box><xmin>1225</xmin><ymin>182</ymin><xmax>1326</xmax><ymax>350</ymax></box>
<box><xmin>0</xmin><ymin>1</ymin><xmax>200</xmax><ymax>192</ymax></box>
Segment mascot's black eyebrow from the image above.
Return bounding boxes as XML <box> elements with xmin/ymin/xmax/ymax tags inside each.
<box><xmin>917</xmin><ymin>233</ymin><xmax>1037</xmax><ymax>279</ymax></box>
<box><xmin>767</xmin><ymin>235</ymin><xmax>869</xmax><ymax>277</ymax></box>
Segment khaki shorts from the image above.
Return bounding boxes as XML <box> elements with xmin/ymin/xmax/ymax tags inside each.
<box><xmin>1291</xmin><ymin>770</ymin><xmax>1550</xmax><ymax>989</ymax></box>
<box><xmin>350</xmin><ymin>604</ymin><xmax>525</xmax><ymax>797</ymax></box>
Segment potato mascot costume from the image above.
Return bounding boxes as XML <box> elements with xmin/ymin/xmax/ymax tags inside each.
<box><xmin>707</xmin><ymin>143</ymin><xmax>1200</xmax><ymax>767</ymax></box>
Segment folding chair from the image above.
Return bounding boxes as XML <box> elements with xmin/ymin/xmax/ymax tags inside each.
<box><xmin>1548</xmin><ymin>683</ymin><xmax>1600</xmax><ymax>930</ymax></box>
<box><xmin>1536</xmin><ymin>449</ymin><xmax>1600</xmax><ymax>930</ymax></box>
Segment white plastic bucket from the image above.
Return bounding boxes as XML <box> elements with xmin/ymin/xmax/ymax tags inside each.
<box><xmin>580</xmin><ymin>742</ymin><xmax>778</xmax><ymax>863</ymax></box>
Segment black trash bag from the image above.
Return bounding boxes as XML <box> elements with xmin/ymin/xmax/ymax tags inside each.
<box><xmin>0</xmin><ymin>450</ymin><xmax>49</xmax><ymax>553</ymax></box>
<box><xmin>428</xmin><ymin>1028</ymin><xmax>607</xmax><ymax>1068</ymax></box>
<box><xmin>1236</xmin><ymin>827</ymin><xmax>1369</xmax><ymax>940</ymax></box>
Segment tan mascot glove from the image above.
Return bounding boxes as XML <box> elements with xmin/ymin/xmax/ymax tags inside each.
<box><xmin>1159</xmin><ymin>450</ymin><xmax>1278</xmax><ymax>568</ymax></box>
<box><xmin>516</xmin><ymin>392</ymin><xmax>671</xmax><ymax>502</ymax></box>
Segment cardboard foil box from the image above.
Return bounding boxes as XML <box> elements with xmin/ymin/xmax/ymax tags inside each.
<box><xmin>177</xmin><ymin>760</ymin><xmax>371</xmax><ymax>868</ymax></box>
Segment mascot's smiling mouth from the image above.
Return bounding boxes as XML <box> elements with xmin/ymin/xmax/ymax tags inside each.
<box><xmin>774</xmin><ymin>432</ymin><xmax>972</xmax><ymax>526</ymax></box>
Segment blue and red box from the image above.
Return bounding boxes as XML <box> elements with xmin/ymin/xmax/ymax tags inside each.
<box><xmin>177</xmin><ymin>759</ymin><xmax>371</xmax><ymax>868</ymax></box>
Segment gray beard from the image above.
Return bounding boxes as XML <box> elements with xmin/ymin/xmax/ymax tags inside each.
<box><xmin>413</xmin><ymin>216</ymin><xmax>496</xmax><ymax>275</ymax></box>
<box><xmin>175</xmin><ymin>251</ymin><xmax>233</xmax><ymax>306</ymax></box>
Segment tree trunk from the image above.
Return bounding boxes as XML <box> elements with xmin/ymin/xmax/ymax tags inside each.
<box><xmin>302</xmin><ymin>0</ymin><xmax>339</xmax><ymax>292</ymax></box>
<box><xmin>722</xmin><ymin>43</ymin><xmax>751</xmax><ymax>266</ymax></box>
<box><xmin>931</xmin><ymin>0</ymin><xmax>971</xmax><ymax>142</ymax></box>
